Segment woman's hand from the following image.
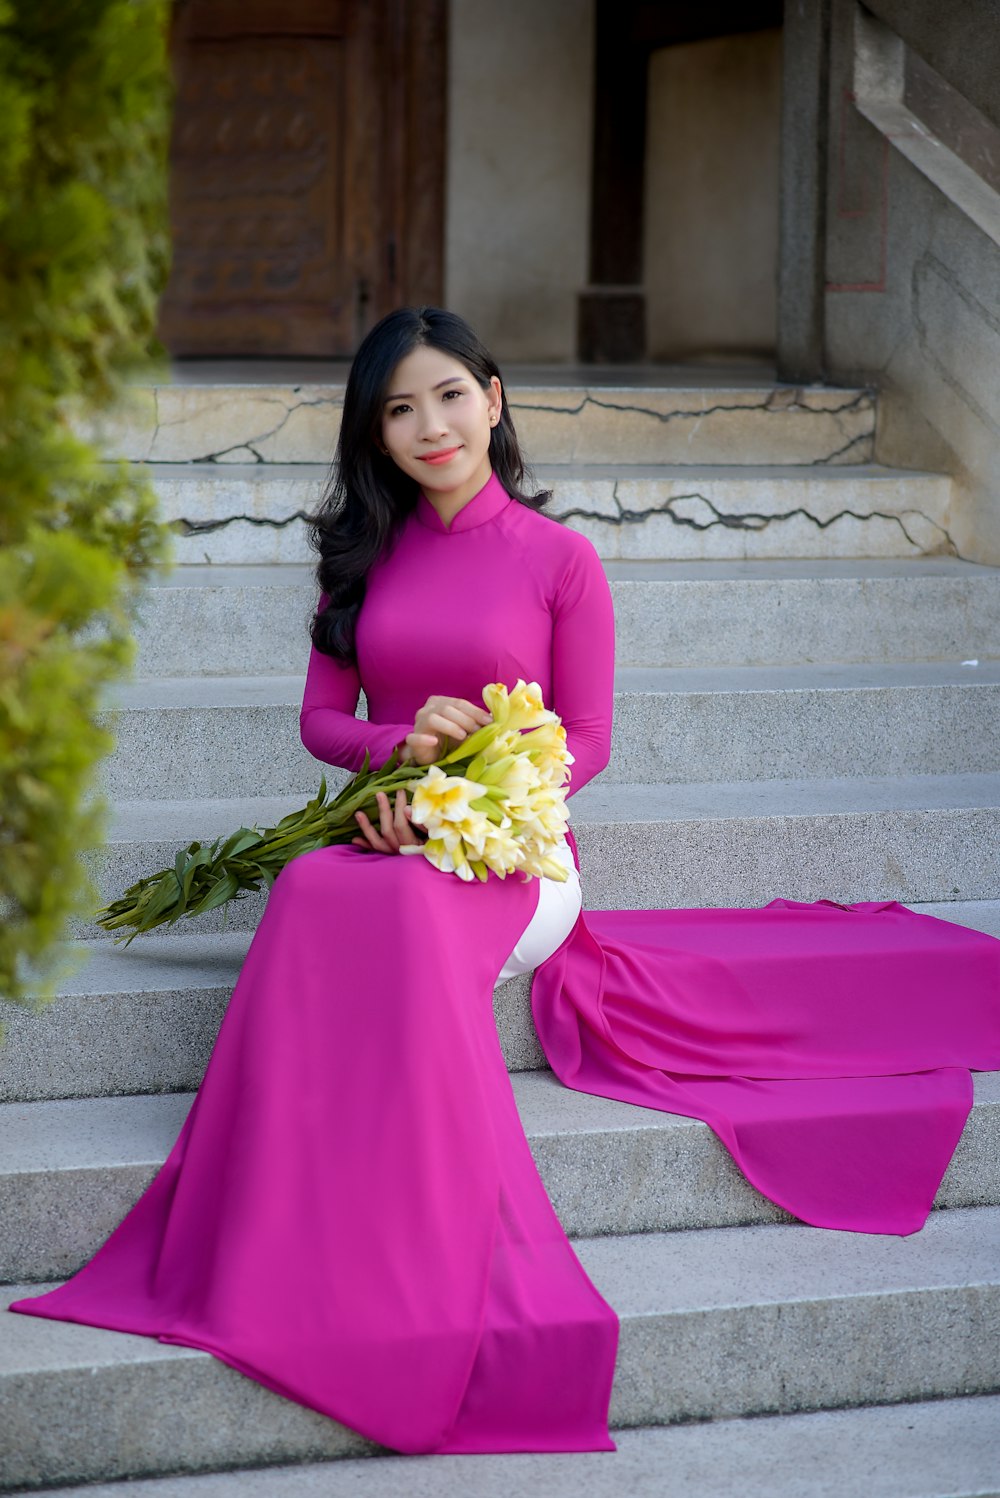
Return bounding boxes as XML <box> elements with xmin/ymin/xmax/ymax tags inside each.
<box><xmin>352</xmin><ymin>789</ymin><xmax>425</xmax><ymax>855</ymax></box>
<box><xmin>400</xmin><ymin>694</ymin><xmax>492</xmax><ymax>767</ymax></box>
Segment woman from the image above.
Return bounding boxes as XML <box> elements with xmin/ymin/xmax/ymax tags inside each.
<box><xmin>10</xmin><ymin>307</ymin><xmax>1000</xmax><ymax>1455</ymax></box>
<box><xmin>8</xmin><ymin>306</ymin><xmax>622</xmax><ymax>1455</ymax></box>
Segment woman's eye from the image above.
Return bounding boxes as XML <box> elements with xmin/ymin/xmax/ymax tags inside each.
<box><xmin>442</xmin><ymin>389</ymin><xmax>462</xmax><ymax>401</ymax></box>
<box><xmin>388</xmin><ymin>403</ymin><xmax>411</xmax><ymax>417</ymax></box>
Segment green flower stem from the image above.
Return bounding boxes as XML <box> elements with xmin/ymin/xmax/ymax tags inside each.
<box><xmin>94</xmin><ymin>744</ymin><xmax>488</xmax><ymax>943</ymax></box>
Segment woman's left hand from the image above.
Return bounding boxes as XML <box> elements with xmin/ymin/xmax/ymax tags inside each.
<box><xmin>351</xmin><ymin>789</ymin><xmax>425</xmax><ymax>855</ymax></box>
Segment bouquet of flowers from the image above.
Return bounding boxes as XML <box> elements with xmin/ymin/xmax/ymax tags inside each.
<box><xmin>96</xmin><ymin>680</ymin><xmax>574</xmax><ymax>943</ymax></box>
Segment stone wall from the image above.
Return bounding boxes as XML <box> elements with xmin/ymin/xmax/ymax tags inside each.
<box><xmin>444</xmin><ymin>0</ymin><xmax>594</xmax><ymax>361</ymax></box>
<box><xmin>823</xmin><ymin>0</ymin><xmax>1000</xmax><ymax>562</ymax></box>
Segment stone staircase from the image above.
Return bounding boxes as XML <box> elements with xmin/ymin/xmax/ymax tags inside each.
<box><xmin>3</xmin><ymin>373</ymin><xmax>1000</xmax><ymax>1496</ymax></box>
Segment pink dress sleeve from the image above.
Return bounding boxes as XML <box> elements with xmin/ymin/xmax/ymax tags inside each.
<box><xmin>299</xmin><ymin>637</ymin><xmax>413</xmax><ymax>774</ymax></box>
<box><xmin>549</xmin><ymin>535</ymin><xmax>616</xmax><ymax>798</ymax></box>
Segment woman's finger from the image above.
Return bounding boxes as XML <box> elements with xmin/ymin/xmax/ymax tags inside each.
<box><xmin>438</xmin><ymin>708</ymin><xmax>482</xmax><ymax>731</ymax></box>
<box><xmin>354</xmin><ymin>809</ymin><xmax>391</xmax><ymax>853</ymax></box>
<box><xmin>425</xmin><ymin>711</ymin><xmax>476</xmax><ymax>742</ymax></box>
<box><xmin>373</xmin><ymin>793</ymin><xmax>401</xmax><ymax>851</ymax></box>
<box><xmin>375</xmin><ymin>791</ymin><xmax>401</xmax><ymax>850</ymax></box>
<box><xmin>449</xmin><ymin>697</ymin><xmax>492</xmax><ymax>723</ymax></box>
<box><xmin>393</xmin><ymin>789</ymin><xmax>421</xmax><ymax>844</ymax></box>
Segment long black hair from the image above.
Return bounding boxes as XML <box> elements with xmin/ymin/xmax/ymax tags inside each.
<box><xmin>309</xmin><ymin>306</ymin><xmax>550</xmax><ymax>662</ymax></box>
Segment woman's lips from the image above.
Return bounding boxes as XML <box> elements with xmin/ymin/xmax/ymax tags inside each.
<box><xmin>418</xmin><ymin>447</ymin><xmax>461</xmax><ymax>465</ymax></box>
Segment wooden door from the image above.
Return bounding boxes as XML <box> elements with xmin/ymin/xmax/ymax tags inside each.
<box><xmin>158</xmin><ymin>0</ymin><xmax>447</xmax><ymax>357</ymax></box>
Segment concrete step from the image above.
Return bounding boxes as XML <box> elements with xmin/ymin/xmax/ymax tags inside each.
<box><xmin>20</xmin><ymin>1395</ymin><xmax>1000</xmax><ymax>1498</ymax></box>
<box><xmin>96</xmin><ymin>382</ymin><xmax>876</xmax><ymax>467</ymax></box>
<box><xmin>150</xmin><ymin>461</ymin><xmax>950</xmax><ymax>565</ymax></box>
<box><xmin>0</xmin><ymin>933</ymin><xmax>541</xmax><ymax>1103</ymax></box>
<box><xmin>99</xmin><ymin>663</ymin><xmax>1000</xmax><ymax>799</ymax></box>
<box><xmin>7</xmin><ymin>895</ymin><xmax>999</xmax><ymax>1104</ymax></box>
<box><xmin>4</xmin><ymin>1070</ymin><xmax>998</xmax><ymax>1284</ymax></box>
<box><xmin>3</xmin><ymin>1206</ymin><xmax>998</xmax><ymax>1490</ymax></box>
<box><xmin>76</xmin><ymin>777</ymin><xmax>1000</xmax><ymax>945</ymax></box>
<box><xmin>132</xmin><ymin>558</ymin><xmax>1000</xmax><ymax>676</ymax></box>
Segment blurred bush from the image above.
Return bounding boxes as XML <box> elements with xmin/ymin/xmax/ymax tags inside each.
<box><xmin>0</xmin><ymin>0</ymin><xmax>172</xmax><ymax>1019</ymax></box>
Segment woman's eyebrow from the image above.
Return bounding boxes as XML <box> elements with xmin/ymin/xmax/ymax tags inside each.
<box><xmin>383</xmin><ymin>377</ymin><xmax>468</xmax><ymax>403</ymax></box>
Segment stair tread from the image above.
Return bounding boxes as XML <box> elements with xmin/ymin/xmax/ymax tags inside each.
<box><xmin>580</xmin><ymin>1205</ymin><xmax>1000</xmax><ymax>1313</ymax></box>
<box><xmin>5</xmin><ymin>1206</ymin><xmax>998</xmax><ymax>1376</ymax></box>
<box><xmin>147</xmin><ymin>459</ymin><xmax>928</xmax><ymax>483</ymax></box>
<box><xmin>135</xmin><ymin>373</ymin><xmax>866</xmax><ymax>394</ymax></box>
<box><xmin>42</xmin><ymin>895</ymin><xmax>1000</xmax><ymax>999</ymax></box>
<box><xmin>4</xmin><ymin>1069</ymin><xmax>998</xmax><ymax>1179</ymax></box>
<box><xmin>105</xmin><ymin>776</ymin><xmax>1000</xmax><ymax>847</ymax></box>
<box><xmin>150</xmin><ymin>555</ymin><xmax>1000</xmax><ymax>589</ymax></box>
<box><xmin>109</xmin><ymin>660</ymin><xmax>1000</xmax><ymax>708</ymax></box>
<box><xmin>20</xmin><ymin>1396</ymin><xmax>1000</xmax><ymax>1498</ymax></box>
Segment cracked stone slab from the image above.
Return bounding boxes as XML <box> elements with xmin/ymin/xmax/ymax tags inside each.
<box><xmin>563</xmin><ymin>466</ymin><xmax>954</xmax><ymax>560</ymax></box>
<box><xmin>3</xmin><ymin>1209</ymin><xmax>999</xmax><ymax>1489</ymax></box>
<box><xmin>86</xmin><ymin>386</ymin><xmax>344</xmax><ymax>465</ymax></box>
<box><xmin>511</xmin><ymin>387</ymin><xmax>876</xmax><ymax>466</ymax></box>
<box><xmin>3</xmin><ymin>1071</ymin><xmax>998</xmax><ymax>1283</ymax></box>
<box><xmin>130</xmin><ymin>557</ymin><xmax>1000</xmax><ymax>675</ymax></box>
<box><xmin>90</xmin><ymin>384</ymin><xmax>875</xmax><ymax>466</ymax></box>
<box><xmin>96</xmin><ymin>663</ymin><xmax>1000</xmax><ymax>798</ymax></box>
<box><xmin>147</xmin><ymin>461</ymin><xmax>949</xmax><ymax>564</ymax></box>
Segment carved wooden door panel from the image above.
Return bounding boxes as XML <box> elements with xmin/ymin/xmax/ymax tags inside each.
<box><xmin>158</xmin><ymin>0</ymin><xmax>446</xmax><ymax>357</ymax></box>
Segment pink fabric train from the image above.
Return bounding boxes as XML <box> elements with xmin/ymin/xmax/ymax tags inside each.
<box><xmin>10</xmin><ymin>471</ymin><xmax>1000</xmax><ymax>1453</ymax></box>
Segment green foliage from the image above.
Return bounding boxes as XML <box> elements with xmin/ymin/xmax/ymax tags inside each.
<box><xmin>0</xmin><ymin>0</ymin><xmax>172</xmax><ymax>1019</ymax></box>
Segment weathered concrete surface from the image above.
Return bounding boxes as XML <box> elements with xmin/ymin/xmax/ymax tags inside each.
<box><xmin>9</xmin><ymin>891</ymin><xmax>1000</xmax><ymax>1104</ymax></box>
<box><xmin>825</xmin><ymin>2</ymin><xmax>1000</xmax><ymax>563</ymax></box>
<box><xmin>73</xmin><ymin>775</ymin><xmax>1000</xmax><ymax>945</ymax></box>
<box><xmin>93</xmin><ymin>384</ymin><xmax>875</xmax><ymax>467</ymax></box>
<box><xmin>23</xmin><ymin>1396</ymin><xmax>1000</xmax><ymax>1498</ymax></box>
<box><xmin>3</xmin><ymin>1073</ymin><xmax>998</xmax><ymax>1282</ymax></box>
<box><xmin>133</xmin><ymin>558</ymin><xmax>1000</xmax><ymax>677</ymax></box>
<box><xmin>98</xmin><ymin>663</ymin><xmax>1000</xmax><ymax>797</ymax></box>
<box><xmin>4</xmin><ymin>1209</ymin><xmax>999</xmax><ymax>1490</ymax></box>
<box><xmin>150</xmin><ymin>462</ymin><xmax>952</xmax><ymax>565</ymax></box>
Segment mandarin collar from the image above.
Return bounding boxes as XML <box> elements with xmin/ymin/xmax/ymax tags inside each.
<box><xmin>415</xmin><ymin>470</ymin><xmax>512</xmax><ymax>534</ymax></box>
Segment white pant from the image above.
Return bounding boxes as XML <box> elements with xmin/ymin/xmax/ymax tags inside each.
<box><xmin>496</xmin><ymin>839</ymin><xmax>582</xmax><ymax>983</ymax></box>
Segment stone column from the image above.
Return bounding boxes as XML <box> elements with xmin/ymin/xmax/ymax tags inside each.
<box><xmin>777</xmin><ymin>0</ymin><xmax>832</xmax><ymax>382</ymax></box>
<box><xmin>577</xmin><ymin>0</ymin><xmax>648</xmax><ymax>362</ymax></box>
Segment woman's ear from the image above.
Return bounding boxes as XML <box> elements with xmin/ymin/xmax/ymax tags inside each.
<box><xmin>488</xmin><ymin>375</ymin><xmax>503</xmax><ymax>427</ymax></box>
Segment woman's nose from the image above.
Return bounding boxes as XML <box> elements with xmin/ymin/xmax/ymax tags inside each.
<box><xmin>417</xmin><ymin>403</ymin><xmax>448</xmax><ymax>439</ymax></box>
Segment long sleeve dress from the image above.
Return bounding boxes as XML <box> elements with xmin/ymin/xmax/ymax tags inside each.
<box><xmin>9</xmin><ymin>469</ymin><xmax>1000</xmax><ymax>1455</ymax></box>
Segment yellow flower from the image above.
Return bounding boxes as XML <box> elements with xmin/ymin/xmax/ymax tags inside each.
<box><xmin>437</xmin><ymin>806</ymin><xmax>509</xmax><ymax>858</ymax></box>
<box><xmin>506</xmin><ymin>679</ymin><xmax>558</xmax><ymax>731</ymax></box>
<box><xmin>482</xmin><ymin>681</ymin><xmax>511</xmax><ymax>725</ymax></box>
<box><xmin>482</xmin><ymin>679</ymin><xmax>558</xmax><ymax>733</ymax></box>
<box><xmin>403</xmin><ymin>681</ymin><xmax>572</xmax><ymax>888</ymax></box>
<box><xmin>520</xmin><ymin>721</ymin><xmax>574</xmax><ymax>786</ymax></box>
<box><xmin>418</xmin><ymin>835</ymin><xmax>476</xmax><ymax>882</ymax></box>
<box><xmin>517</xmin><ymin>847</ymin><xmax>570</xmax><ymax>883</ymax></box>
<box><xmin>510</xmin><ymin>786</ymin><xmax>570</xmax><ymax>844</ymax></box>
<box><xmin>481</xmin><ymin>752</ymin><xmax>540</xmax><ymax>796</ymax></box>
<box><xmin>480</xmin><ymin>823</ymin><xmax>524</xmax><ymax>878</ymax></box>
<box><xmin>410</xmin><ymin>766</ymin><xmax>479</xmax><ymax>837</ymax></box>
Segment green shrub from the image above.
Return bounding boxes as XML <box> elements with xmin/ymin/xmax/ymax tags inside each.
<box><xmin>0</xmin><ymin>0</ymin><xmax>172</xmax><ymax>1021</ymax></box>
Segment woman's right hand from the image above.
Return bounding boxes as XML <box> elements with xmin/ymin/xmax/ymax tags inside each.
<box><xmin>401</xmin><ymin>694</ymin><xmax>492</xmax><ymax>766</ymax></box>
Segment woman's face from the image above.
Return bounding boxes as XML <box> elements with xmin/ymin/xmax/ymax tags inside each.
<box><xmin>379</xmin><ymin>345</ymin><xmax>502</xmax><ymax>509</ymax></box>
